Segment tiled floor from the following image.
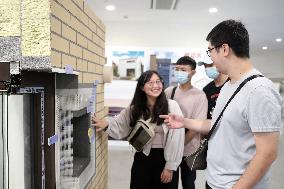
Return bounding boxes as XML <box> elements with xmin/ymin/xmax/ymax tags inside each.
<box><xmin>108</xmin><ymin>125</ymin><xmax>284</xmax><ymax>189</ymax></box>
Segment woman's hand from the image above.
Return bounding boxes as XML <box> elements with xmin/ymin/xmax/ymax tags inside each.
<box><xmin>159</xmin><ymin>113</ymin><xmax>185</xmax><ymax>129</ymax></box>
<box><xmin>160</xmin><ymin>169</ymin><xmax>173</xmax><ymax>183</ymax></box>
<box><xmin>92</xmin><ymin>113</ymin><xmax>108</xmax><ymax>132</ymax></box>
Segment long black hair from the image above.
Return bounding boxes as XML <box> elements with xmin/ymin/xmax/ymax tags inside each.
<box><xmin>129</xmin><ymin>70</ymin><xmax>169</xmax><ymax>127</ymax></box>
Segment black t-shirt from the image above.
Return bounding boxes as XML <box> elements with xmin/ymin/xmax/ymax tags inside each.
<box><xmin>203</xmin><ymin>81</ymin><xmax>226</xmax><ymax>119</ymax></box>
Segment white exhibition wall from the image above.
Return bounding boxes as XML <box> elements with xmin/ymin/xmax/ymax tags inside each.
<box><xmin>106</xmin><ymin>45</ymin><xmax>284</xmax><ymax>79</ymax></box>
<box><xmin>104</xmin><ymin>46</ymin><xmax>284</xmax><ymax>108</ymax></box>
<box><xmin>251</xmin><ymin>50</ymin><xmax>284</xmax><ymax>80</ymax></box>
<box><xmin>104</xmin><ymin>46</ymin><xmax>212</xmax><ymax>107</ymax></box>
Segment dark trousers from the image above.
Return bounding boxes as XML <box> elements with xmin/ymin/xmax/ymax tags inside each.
<box><xmin>206</xmin><ymin>182</ymin><xmax>212</xmax><ymax>189</ymax></box>
<box><xmin>130</xmin><ymin>148</ymin><xmax>179</xmax><ymax>189</ymax></box>
<box><xmin>180</xmin><ymin>157</ymin><xmax>196</xmax><ymax>189</ymax></box>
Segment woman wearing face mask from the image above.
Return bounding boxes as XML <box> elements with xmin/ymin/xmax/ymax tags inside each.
<box><xmin>198</xmin><ymin>57</ymin><xmax>229</xmax><ymax>119</ymax></box>
<box><xmin>165</xmin><ymin>56</ymin><xmax>208</xmax><ymax>189</ymax></box>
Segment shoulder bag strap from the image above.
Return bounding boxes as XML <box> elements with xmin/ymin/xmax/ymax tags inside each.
<box><xmin>206</xmin><ymin>74</ymin><xmax>264</xmax><ymax>140</ymax></box>
<box><xmin>170</xmin><ymin>86</ymin><xmax>177</xmax><ymax>100</ymax></box>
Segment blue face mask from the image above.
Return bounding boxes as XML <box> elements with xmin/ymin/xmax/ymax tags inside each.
<box><xmin>175</xmin><ymin>71</ymin><xmax>189</xmax><ymax>84</ymax></box>
<box><xmin>205</xmin><ymin>67</ymin><xmax>220</xmax><ymax>79</ymax></box>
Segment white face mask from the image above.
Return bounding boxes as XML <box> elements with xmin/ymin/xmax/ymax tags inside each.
<box><xmin>175</xmin><ymin>71</ymin><xmax>189</xmax><ymax>84</ymax></box>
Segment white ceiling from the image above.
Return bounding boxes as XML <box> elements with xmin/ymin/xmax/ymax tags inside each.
<box><xmin>86</xmin><ymin>0</ymin><xmax>284</xmax><ymax>54</ymax></box>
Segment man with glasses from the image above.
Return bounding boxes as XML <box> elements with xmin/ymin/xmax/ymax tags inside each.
<box><xmin>164</xmin><ymin>56</ymin><xmax>208</xmax><ymax>189</ymax></box>
<box><xmin>206</xmin><ymin>44</ymin><xmax>223</xmax><ymax>57</ymax></box>
<box><xmin>160</xmin><ymin>20</ymin><xmax>282</xmax><ymax>189</ymax></box>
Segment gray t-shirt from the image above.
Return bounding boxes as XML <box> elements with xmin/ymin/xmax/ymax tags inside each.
<box><xmin>206</xmin><ymin>69</ymin><xmax>282</xmax><ymax>189</ymax></box>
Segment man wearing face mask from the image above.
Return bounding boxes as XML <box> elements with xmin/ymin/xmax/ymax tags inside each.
<box><xmin>198</xmin><ymin>56</ymin><xmax>229</xmax><ymax>119</ymax></box>
<box><xmin>165</xmin><ymin>56</ymin><xmax>208</xmax><ymax>189</ymax></box>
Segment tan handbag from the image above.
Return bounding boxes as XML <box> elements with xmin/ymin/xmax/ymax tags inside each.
<box><xmin>127</xmin><ymin>119</ymin><xmax>156</xmax><ymax>152</ymax></box>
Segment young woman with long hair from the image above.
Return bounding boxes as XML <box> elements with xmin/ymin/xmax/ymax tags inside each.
<box><xmin>93</xmin><ymin>70</ymin><xmax>184</xmax><ymax>189</ymax></box>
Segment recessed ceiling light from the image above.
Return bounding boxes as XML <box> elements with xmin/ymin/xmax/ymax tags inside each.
<box><xmin>105</xmin><ymin>5</ymin><xmax>116</xmax><ymax>11</ymax></box>
<box><xmin>209</xmin><ymin>7</ymin><xmax>218</xmax><ymax>13</ymax></box>
<box><xmin>262</xmin><ymin>46</ymin><xmax>268</xmax><ymax>50</ymax></box>
<box><xmin>276</xmin><ymin>38</ymin><xmax>282</xmax><ymax>42</ymax></box>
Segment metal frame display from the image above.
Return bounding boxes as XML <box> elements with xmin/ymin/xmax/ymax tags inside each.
<box><xmin>0</xmin><ymin>91</ymin><xmax>8</xmax><ymax>189</ymax></box>
<box><xmin>18</xmin><ymin>87</ymin><xmax>45</xmax><ymax>189</ymax></box>
<box><xmin>1</xmin><ymin>61</ymin><xmax>46</xmax><ymax>189</ymax></box>
<box><xmin>0</xmin><ymin>61</ymin><xmax>21</xmax><ymax>189</ymax></box>
<box><xmin>0</xmin><ymin>87</ymin><xmax>45</xmax><ymax>189</ymax></box>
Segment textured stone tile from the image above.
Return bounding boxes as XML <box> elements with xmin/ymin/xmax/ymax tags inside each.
<box><xmin>10</xmin><ymin>61</ymin><xmax>20</xmax><ymax>74</ymax></box>
<box><xmin>0</xmin><ymin>0</ymin><xmax>21</xmax><ymax>36</ymax></box>
<box><xmin>21</xmin><ymin>0</ymin><xmax>51</xmax><ymax>56</ymax></box>
<box><xmin>21</xmin><ymin>56</ymin><xmax>51</xmax><ymax>71</ymax></box>
<box><xmin>0</xmin><ymin>37</ymin><xmax>21</xmax><ymax>62</ymax></box>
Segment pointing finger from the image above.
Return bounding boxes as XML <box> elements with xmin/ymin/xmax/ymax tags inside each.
<box><xmin>159</xmin><ymin>115</ymin><xmax>169</xmax><ymax>119</ymax></box>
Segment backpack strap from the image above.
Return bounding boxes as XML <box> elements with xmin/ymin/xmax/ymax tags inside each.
<box><xmin>206</xmin><ymin>74</ymin><xmax>264</xmax><ymax>140</ymax></box>
<box><xmin>170</xmin><ymin>86</ymin><xmax>177</xmax><ymax>100</ymax></box>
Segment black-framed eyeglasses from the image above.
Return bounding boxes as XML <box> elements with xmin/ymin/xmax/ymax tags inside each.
<box><xmin>206</xmin><ymin>44</ymin><xmax>223</xmax><ymax>57</ymax></box>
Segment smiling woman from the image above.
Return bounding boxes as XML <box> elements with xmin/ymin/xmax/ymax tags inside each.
<box><xmin>92</xmin><ymin>70</ymin><xmax>185</xmax><ymax>189</ymax></box>
<box><xmin>143</xmin><ymin>76</ymin><xmax>163</xmax><ymax>100</ymax></box>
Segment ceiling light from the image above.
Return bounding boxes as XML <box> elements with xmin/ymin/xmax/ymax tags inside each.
<box><xmin>209</xmin><ymin>7</ymin><xmax>218</xmax><ymax>13</ymax></box>
<box><xmin>276</xmin><ymin>38</ymin><xmax>282</xmax><ymax>42</ymax></box>
<box><xmin>105</xmin><ymin>5</ymin><xmax>116</xmax><ymax>11</ymax></box>
<box><xmin>262</xmin><ymin>46</ymin><xmax>268</xmax><ymax>50</ymax></box>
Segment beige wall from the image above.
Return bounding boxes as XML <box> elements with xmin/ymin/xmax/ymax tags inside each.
<box><xmin>0</xmin><ymin>0</ymin><xmax>21</xmax><ymax>36</ymax></box>
<box><xmin>22</xmin><ymin>0</ymin><xmax>51</xmax><ymax>56</ymax></box>
<box><xmin>1</xmin><ymin>0</ymin><xmax>109</xmax><ymax>188</ymax></box>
